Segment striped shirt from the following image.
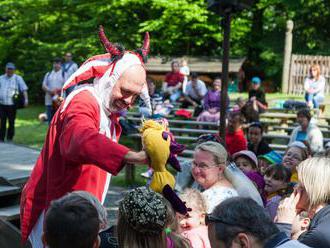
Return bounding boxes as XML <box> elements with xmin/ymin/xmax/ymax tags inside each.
<box><xmin>0</xmin><ymin>74</ymin><xmax>28</xmax><ymax>105</ymax></box>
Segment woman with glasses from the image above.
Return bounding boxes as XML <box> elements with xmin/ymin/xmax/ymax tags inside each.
<box><xmin>282</xmin><ymin>141</ymin><xmax>311</xmax><ymax>183</ymax></box>
<box><xmin>191</xmin><ymin>141</ymin><xmax>238</xmax><ymax>213</ymax></box>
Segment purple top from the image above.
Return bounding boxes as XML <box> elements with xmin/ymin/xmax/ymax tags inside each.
<box><xmin>203</xmin><ymin>90</ymin><xmax>229</xmax><ymax>111</ymax></box>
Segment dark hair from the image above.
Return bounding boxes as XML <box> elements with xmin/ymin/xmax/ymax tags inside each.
<box><xmin>44</xmin><ymin>194</ymin><xmax>100</xmax><ymax>248</ymax></box>
<box><xmin>297</xmin><ymin>108</ymin><xmax>312</xmax><ymax>122</ymax></box>
<box><xmin>171</xmin><ymin>60</ymin><xmax>179</xmax><ymax>66</ymax></box>
<box><xmin>191</xmin><ymin>72</ymin><xmax>198</xmax><ymax>79</ymax></box>
<box><xmin>248</xmin><ymin>122</ymin><xmax>263</xmax><ymax>134</ymax></box>
<box><xmin>211</xmin><ymin>197</ymin><xmax>278</xmax><ymax>246</ymax></box>
<box><xmin>264</xmin><ymin>164</ymin><xmax>291</xmax><ymax>182</ymax></box>
<box><xmin>229</xmin><ymin>110</ymin><xmax>245</xmax><ymax>124</ymax></box>
<box><xmin>53</xmin><ymin>57</ymin><xmax>62</xmax><ymax>63</ymax></box>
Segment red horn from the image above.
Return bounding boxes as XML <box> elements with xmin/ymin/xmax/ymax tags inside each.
<box><xmin>141</xmin><ymin>32</ymin><xmax>150</xmax><ymax>57</ymax></box>
<box><xmin>98</xmin><ymin>25</ymin><xmax>121</xmax><ymax>56</ymax></box>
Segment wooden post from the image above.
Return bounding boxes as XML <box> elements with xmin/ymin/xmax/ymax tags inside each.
<box><xmin>219</xmin><ymin>11</ymin><xmax>231</xmax><ymax>142</ymax></box>
<box><xmin>282</xmin><ymin>20</ymin><xmax>294</xmax><ymax>93</ymax></box>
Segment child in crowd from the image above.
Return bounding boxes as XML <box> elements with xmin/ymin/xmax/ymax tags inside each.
<box><xmin>291</xmin><ymin>211</ymin><xmax>310</xmax><ymax>240</ymax></box>
<box><xmin>225</xmin><ymin>111</ymin><xmax>247</xmax><ymax>155</ymax></box>
<box><xmin>233</xmin><ymin>150</ymin><xmax>258</xmax><ymax>174</ymax></box>
<box><xmin>177</xmin><ymin>189</ymin><xmax>211</xmax><ymax>248</ymax></box>
<box><xmin>247</xmin><ymin>122</ymin><xmax>272</xmax><ymax>156</ymax></box>
<box><xmin>264</xmin><ymin>165</ymin><xmax>292</xmax><ymax>220</ymax></box>
<box><xmin>282</xmin><ymin>141</ymin><xmax>310</xmax><ymax>183</ymax></box>
<box><xmin>180</xmin><ymin>58</ymin><xmax>190</xmax><ymax>94</ymax></box>
<box><xmin>233</xmin><ymin>150</ymin><xmax>265</xmax><ymax>203</ymax></box>
<box><xmin>42</xmin><ymin>192</ymin><xmax>100</xmax><ymax>248</ymax></box>
<box><xmin>258</xmin><ymin>151</ymin><xmax>283</xmax><ymax>175</ymax></box>
<box><xmin>117</xmin><ymin>187</ymin><xmax>168</xmax><ymax>248</ymax></box>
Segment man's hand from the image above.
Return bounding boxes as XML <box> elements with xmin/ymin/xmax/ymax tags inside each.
<box><xmin>124</xmin><ymin>151</ymin><xmax>149</xmax><ymax>165</ymax></box>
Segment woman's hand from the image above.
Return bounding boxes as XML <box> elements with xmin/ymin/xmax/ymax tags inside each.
<box><xmin>124</xmin><ymin>151</ymin><xmax>149</xmax><ymax>165</ymax></box>
<box><xmin>275</xmin><ymin>192</ymin><xmax>301</xmax><ymax>224</ymax></box>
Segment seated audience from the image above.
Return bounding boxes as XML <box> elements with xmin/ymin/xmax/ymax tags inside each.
<box><xmin>163</xmin><ymin>198</ymin><xmax>191</xmax><ymax>248</ymax></box>
<box><xmin>197</xmin><ymin>77</ymin><xmax>229</xmax><ymax>123</ymax></box>
<box><xmin>192</xmin><ymin>141</ymin><xmax>238</xmax><ymax>213</ymax></box>
<box><xmin>282</xmin><ymin>141</ymin><xmax>310</xmax><ymax>183</ymax></box>
<box><xmin>304</xmin><ymin>63</ymin><xmax>325</xmax><ymax>109</ymax></box>
<box><xmin>182</xmin><ymin>72</ymin><xmax>207</xmax><ymax>116</ymax></box>
<box><xmin>258</xmin><ymin>151</ymin><xmax>283</xmax><ymax>175</ymax></box>
<box><xmin>42</xmin><ymin>192</ymin><xmax>100</xmax><ymax>248</ymax></box>
<box><xmin>207</xmin><ymin>197</ymin><xmax>309</xmax><ymax>247</ymax></box>
<box><xmin>291</xmin><ymin>211</ymin><xmax>310</xmax><ymax>240</ymax></box>
<box><xmin>233</xmin><ymin>150</ymin><xmax>265</xmax><ymax>201</ymax></box>
<box><xmin>138</xmin><ymin>77</ymin><xmax>163</xmax><ymax>117</ymax></box>
<box><xmin>174</xmin><ymin>134</ymin><xmax>224</xmax><ymax>193</ymax></box>
<box><xmin>276</xmin><ymin>157</ymin><xmax>330</xmax><ymax>247</ymax></box>
<box><xmin>180</xmin><ymin>58</ymin><xmax>190</xmax><ymax>93</ymax></box>
<box><xmin>248</xmin><ymin>76</ymin><xmax>268</xmax><ymax>113</ymax></box>
<box><xmin>289</xmin><ymin>108</ymin><xmax>323</xmax><ymax>154</ymax></box>
<box><xmin>117</xmin><ymin>187</ymin><xmax>168</xmax><ymax>248</ymax></box>
<box><xmin>233</xmin><ymin>150</ymin><xmax>258</xmax><ymax>174</ymax></box>
<box><xmin>162</xmin><ymin>60</ymin><xmax>184</xmax><ymax>103</ymax></box>
<box><xmin>177</xmin><ymin>189</ymin><xmax>211</xmax><ymax>248</ymax></box>
<box><xmin>225</xmin><ymin>111</ymin><xmax>247</xmax><ymax>156</ymax></box>
<box><xmin>248</xmin><ymin>122</ymin><xmax>272</xmax><ymax>156</ymax></box>
<box><xmin>264</xmin><ymin>165</ymin><xmax>292</xmax><ymax>220</ymax></box>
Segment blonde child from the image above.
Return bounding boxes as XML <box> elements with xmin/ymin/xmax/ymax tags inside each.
<box><xmin>177</xmin><ymin>189</ymin><xmax>211</xmax><ymax>248</ymax></box>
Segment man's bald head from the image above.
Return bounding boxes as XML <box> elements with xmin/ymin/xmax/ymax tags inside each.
<box><xmin>109</xmin><ymin>64</ymin><xmax>146</xmax><ymax>112</ymax></box>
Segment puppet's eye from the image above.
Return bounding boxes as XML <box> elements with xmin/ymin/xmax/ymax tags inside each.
<box><xmin>162</xmin><ymin>131</ymin><xmax>169</xmax><ymax>141</ymax></box>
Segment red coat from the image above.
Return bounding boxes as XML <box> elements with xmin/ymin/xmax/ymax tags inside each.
<box><xmin>20</xmin><ymin>89</ymin><xmax>130</xmax><ymax>243</ymax></box>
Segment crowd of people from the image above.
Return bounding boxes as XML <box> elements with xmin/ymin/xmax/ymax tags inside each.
<box><xmin>0</xmin><ymin>52</ymin><xmax>79</xmax><ymax>142</ymax></box>
<box><xmin>1</xmin><ymin>28</ymin><xmax>329</xmax><ymax>247</ymax></box>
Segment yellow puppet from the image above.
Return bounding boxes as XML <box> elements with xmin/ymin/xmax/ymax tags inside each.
<box><xmin>140</xmin><ymin>119</ymin><xmax>184</xmax><ymax>193</ymax></box>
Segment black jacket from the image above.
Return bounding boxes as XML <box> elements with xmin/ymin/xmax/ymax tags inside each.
<box><xmin>298</xmin><ymin>204</ymin><xmax>330</xmax><ymax>248</ymax></box>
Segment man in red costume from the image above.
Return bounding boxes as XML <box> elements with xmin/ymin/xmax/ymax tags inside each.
<box><xmin>20</xmin><ymin>26</ymin><xmax>151</xmax><ymax>247</ymax></box>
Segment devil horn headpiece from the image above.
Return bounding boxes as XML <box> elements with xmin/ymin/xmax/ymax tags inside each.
<box><xmin>141</xmin><ymin>32</ymin><xmax>150</xmax><ymax>58</ymax></box>
<box><xmin>98</xmin><ymin>25</ymin><xmax>122</xmax><ymax>56</ymax></box>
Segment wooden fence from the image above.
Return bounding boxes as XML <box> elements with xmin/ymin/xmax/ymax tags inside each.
<box><xmin>288</xmin><ymin>54</ymin><xmax>330</xmax><ymax>95</ymax></box>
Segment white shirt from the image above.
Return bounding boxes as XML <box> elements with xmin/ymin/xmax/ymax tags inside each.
<box><xmin>42</xmin><ymin>70</ymin><xmax>65</xmax><ymax>105</ymax></box>
<box><xmin>0</xmin><ymin>74</ymin><xmax>28</xmax><ymax>105</ymax></box>
<box><xmin>304</xmin><ymin>75</ymin><xmax>325</xmax><ymax>96</ymax></box>
<box><xmin>202</xmin><ymin>185</ymin><xmax>238</xmax><ymax>213</ymax></box>
<box><xmin>184</xmin><ymin>79</ymin><xmax>207</xmax><ymax>101</ymax></box>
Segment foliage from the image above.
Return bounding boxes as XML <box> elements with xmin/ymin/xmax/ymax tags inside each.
<box><xmin>1</xmin><ymin>0</ymin><xmax>330</xmax><ymax>101</ymax></box>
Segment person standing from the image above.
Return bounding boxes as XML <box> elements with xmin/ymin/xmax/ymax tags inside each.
<box><xmin>0</xmin><ymin>62</ymin><xmax>28</xmax><ymax>142</ymax></box>
<box><xmin>62</xmin><ymin>52</ymin><xmax>78</xmax><ymax>82</ymax></box>
<box><xmin>42</xmin><ymin>58</ymin><xmax>65</xmax><ymax>124</ymax></box>
<box><xmin>20</xmin><ymin>26</ymin><xmax>150</xmax><ymax>247</ymax></box>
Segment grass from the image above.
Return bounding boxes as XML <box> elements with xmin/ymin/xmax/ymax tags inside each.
<box><xmin>12</xmin><ymin>93</ymin><xmax>330</xmax><ymax>186</ymax></box>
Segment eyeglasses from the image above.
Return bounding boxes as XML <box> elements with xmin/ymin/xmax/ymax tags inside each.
<box><xmin>192</xmin><ymin>161</ymin><xmax>219</xmax><ymax>170</ymax></box>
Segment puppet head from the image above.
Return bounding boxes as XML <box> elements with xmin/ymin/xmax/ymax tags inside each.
<box><xmin>140</xmin><ymin>119</ymin><xmax>184</xmax><ymax>193</ymax></box>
